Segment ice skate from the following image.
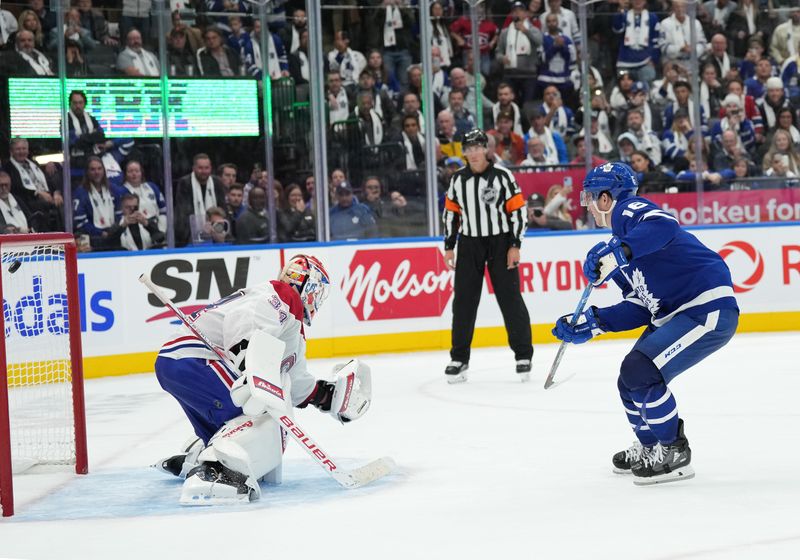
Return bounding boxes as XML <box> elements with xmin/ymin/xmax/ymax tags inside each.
<box><xmin>180</xmin><ymin>461</ymin><xmax>257</xmax><ymax>505</ymax></box>
<box><xmin>612</xmin><ymin>441</ymin><xmax>649</xmax><ymax>474</ymax></box>
<box><xmin>632</xmin><ymin>420</ymin><xmax>695</xmax><ymax>485</ymax></box>
<box><xmin>153</xmin><ymin>437</ymin><xmax>204</xmax><ymax>478</ymax></box>
<box><xmin>445</xmin><ymin>361</ymin><xmax>468</xmax><ymax>384</ymax></box>
<box><xmin>516</xmin><ymin>359</ymin><xmax>532</xmax><ymax>382</ymax></box>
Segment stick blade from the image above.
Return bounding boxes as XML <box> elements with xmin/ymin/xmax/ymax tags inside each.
<box><xmin>331</xmin><ymin>457</ymin><xmax>396</xmax><ymax>489</ymax></box>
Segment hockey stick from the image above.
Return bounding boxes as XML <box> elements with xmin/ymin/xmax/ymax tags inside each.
<box><xmin>139</xmin><ymin>274</ymin><xmax>395</xmax><ymax>489</ymax></box>
<box><xmin>544</xmin><ymin>284</ymin><xmax>594</xmax><ymax>390</ymax></box>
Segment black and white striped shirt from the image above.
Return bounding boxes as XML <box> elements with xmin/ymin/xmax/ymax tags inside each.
<box><xmin>443</xmin><ymin>162</ymin><xmax>526</xmax><ymax>250</ymax></box>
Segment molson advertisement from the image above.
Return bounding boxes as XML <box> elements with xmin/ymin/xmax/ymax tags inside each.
<box><xmin>69</xmin><ymin>224</ymin><xmax>800</xmax><ymax>378</ymax></box>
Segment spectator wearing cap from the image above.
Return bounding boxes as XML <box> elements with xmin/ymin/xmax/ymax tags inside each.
<box><xmin>661</xmin><ymin>108</ymin><xmax>693</xmax><ymax>164</ymax></box>
<box><xmin>663</xmin><ymin>81</ymin><xmax>708</xmax><ymax>136</ymax></box>
<box><xmin>197</xmin><ymin>26</ymin><xmax>241</xmax><ymax>77</ymax></box>
<box><xmin>488</xmin><ymin>112</ymin><xmax>525</xmax><ymax>166</ymax></box>
<box><xmin>770</xmin><ymin>7</ymin><xmax>800</xmax><ymax>66</ymax></box>
<box><xmin>168</xmin><ymin>27</ymin><xmax>198</xmax><ymax>76</ymax></box>
<box><xmin>569</xmin><ymin>135</ymin><xmax>609</xmax><ymax>167</ymax></box>
<box><xmin>630</xmin><ymin>150</ymin><xmax>675</xmax><ymax>194</ymax></box>
<box><xmin>757</xmin><ymin>77</ymin><xmax>796</xmax><ymax>131</ymax></box>
<box><xmin>744</xmin><ymin>57</ymin><xmax>774</xmax><ymax>101</ymax></box>
<box><xmin>710</xmin><ymin>94</ymin><xmax>757</xmax><ymax>156</ymax></box>
<box><xmin>355</xmin><ymin>69</ymin><xmax>395</xmax><ymax>126</ymax></box>
<box><xmin>329</xmin><ymin>181</ymin><xmax>377</xmax><ymax>241</ymax></box>
<box><xmin>620</xmin><ymin>109</ymin><xmax>662</xmax><ymax>165</ymax></box>
<box><xmin>445</xmin><ymin>89</ymin><xmax>476</xmax><ymax>138</ymax></box>
<box><xmin>526</xmin><ymin>192</ymin><xmax>572</xmax><ymax>230</ymax></box>
<box><xmin>328</xmin><ymin>30</ymin><xmax>366</xmax><ymax>87</ymax></box>
<box><xmin>611</xmin><ymin>0</ymin><xmax>661</xmax><ymax>84</ymax></box>
<box><xmin>537</xmin><ymin>13</ymin><xmax>577</xmax><ymax>105</ymax></box>
<box><xmin>496</xmin><ymin>2</ymin><xmax>543</xmax><ymax>103</ymax></box>
<box><xmin>659</xmin><ymin>0</ymin><xmax>707</xmax><ymax>63</ymax></box>
<box><xmin>492</xmin><ymin>83</ymin><xmax>528</xmax><ymax>137</ymax></box>
<box><xmin>525</xmin><ymin>106</ymin><xmax>568</xmax><ymax>164</ymax></box>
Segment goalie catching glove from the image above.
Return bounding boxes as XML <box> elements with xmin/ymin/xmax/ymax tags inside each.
<box><xmin>301</xmin><ymin>359</ymin><xmax>372</xmax><ymax>423</ymax></box>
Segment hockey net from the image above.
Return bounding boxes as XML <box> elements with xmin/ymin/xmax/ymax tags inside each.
<box><xmin>0</xmin><ymin>234</ymin><xmax>87</xmax><ymax>517</ymax></box>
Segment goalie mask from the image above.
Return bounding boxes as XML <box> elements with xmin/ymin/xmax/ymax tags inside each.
<box><xmin>279</xmin><ymin>255</ymin><xmax>331</xmax><ymax>326</ymax></box>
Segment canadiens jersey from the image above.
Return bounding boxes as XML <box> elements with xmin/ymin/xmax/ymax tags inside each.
<box><xmin>595</xmin><ymin>196</ymin><xmax>739</xmax><ymax>332</ymax></box>
<box><xmin>157</xmin><ymin>280</ymin><xmax>316</xmax><ymax>406</ymax></box>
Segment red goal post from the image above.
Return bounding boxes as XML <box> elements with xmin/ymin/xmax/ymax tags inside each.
<box><xmin>0</xmin><ymin>233</ymin><xmax>88</xmax><ymax>517</ymax></box>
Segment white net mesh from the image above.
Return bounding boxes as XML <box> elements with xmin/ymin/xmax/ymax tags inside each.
<box><xmin>2</xmin><ymin>242</ymin><xmax>76</xmax><ymax>473</ymax></box>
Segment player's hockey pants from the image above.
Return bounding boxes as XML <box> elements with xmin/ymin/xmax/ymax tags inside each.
<box><xmin>617</xmin><ymin>307</ymin><xmax>739</xmax><ymax>445</ymax></box>
<box><xmin>450</xmin><ymin>234</ymin><xmax>533</xmax><ymax>364</ymax></box>
<box><xmin>155</xmin><ymin>356</ymin><xmax>242</xmax><ymax>444</ymax></box>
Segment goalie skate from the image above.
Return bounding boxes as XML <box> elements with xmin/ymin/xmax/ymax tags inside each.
<box><xmin>180</xmin><ymin>461</ymin><xmax>258</xmax><ymax>506</ymax></box>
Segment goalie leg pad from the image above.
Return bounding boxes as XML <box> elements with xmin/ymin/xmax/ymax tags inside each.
<box><xmin>330</xmin><ymin>360</ymin><xmax>372</xmax><ymax>423</ymax></box>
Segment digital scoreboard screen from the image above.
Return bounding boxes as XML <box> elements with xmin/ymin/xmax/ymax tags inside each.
<box><xmin>8</xmin><ymin>78</ymin><xmax>260</xmax><ymax>138</ymax></box>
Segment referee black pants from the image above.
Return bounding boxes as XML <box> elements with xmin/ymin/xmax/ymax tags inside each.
<box><xmin>450</xmin><ymin>234</ymin><xmax>533</xmax><ymax>364</ymax></box>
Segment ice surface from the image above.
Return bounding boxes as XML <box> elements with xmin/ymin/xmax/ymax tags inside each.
<box><xmin>1</xmin><ymin>333</ymin><xmax>799</xmax><ymax>560</ymax></box>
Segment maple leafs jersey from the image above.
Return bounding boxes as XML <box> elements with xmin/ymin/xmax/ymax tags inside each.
<box><xmin>157</xmin><ymin>280</ymin><xmax>316</xmax><ymax>406</ymax></box>
<box><xmin>595</xmin><ymin>196</ymin><xmax>739</xmax><ymax>332</ymax></box>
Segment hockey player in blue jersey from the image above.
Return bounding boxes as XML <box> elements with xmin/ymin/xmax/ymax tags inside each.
<box><xmin>552</xmin><ymin>162</ymin><xmax>739</xmax><ymax>485</ymax></box>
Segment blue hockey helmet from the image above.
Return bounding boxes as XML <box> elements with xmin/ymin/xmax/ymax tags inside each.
<box><xmin>579</xmin><ymin>162</ymin><xmax>639</xmax><ymax>207</ymax></box>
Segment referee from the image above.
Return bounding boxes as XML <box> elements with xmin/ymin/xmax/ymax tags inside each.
<box><xmin>442</xmin><ymin>129</ymin><xmax>533</xmax><ymax>383</ymax></box>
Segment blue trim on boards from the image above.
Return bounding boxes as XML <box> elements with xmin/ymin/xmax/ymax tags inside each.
<box><xmin>75</xmin><ymin>221</ymin><xmax>800</xmax><ymax>260</ymax></box>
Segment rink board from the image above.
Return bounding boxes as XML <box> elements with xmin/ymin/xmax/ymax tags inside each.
<box><xmin>53</xmin><ymin>223</ymin><xmax>800</xmax><ymax>378</ymax></box>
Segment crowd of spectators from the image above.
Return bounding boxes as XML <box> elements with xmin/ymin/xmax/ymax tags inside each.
<box><xmin>1</xmin><ymin>0</ymin><xmax>800</xmax><ymax>245</ymax></box>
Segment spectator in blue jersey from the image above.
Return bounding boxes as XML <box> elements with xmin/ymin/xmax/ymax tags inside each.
<box><xmin>537</xmin><ymin>13</ymin><xmax>577</xmax><ymax>106</ymax></box>
<box><xmin>553</xmin><ymin>161</ymin><xmax>739</xmax><ymax>485</ymax></box>
<box><xmin>744</xmin><ymin>57</ymin><xmax>774</xmax><ymax>101</ymax></box>
<box><xmin>611</xmin><ymin>0</ymin><xmax>661</xmax><ymax>83</ymax></box>
<box><xmin>204</xmin><ymin>0</ymin><xmax>251</xmax><ymax>33</ymax></box>
<box><xmin>73</xmin><ymin>156</ymin><xmax>125</xmax><ymax>251</ymax></box>
<box><xmin>661</xmin><ymin>109</ymin><xmax>693</xmax><ymax>165</ymax></box>
<box><xmin>329</xmin><ymin>182</ymin><xmax>377</xmax><ymax>241</ymax></box>
<box><xmin>676</xmin><ymin>156</ymin><xmax>736</xmax><ymax>191</ymax></box>
<box><xmin>710</xmin><ymin>94</ymin><xmax>757</xmax><ymax>156</ymax></box>
<box><xmin>66</xmin><ymin>89</ymin><xmax>111</xmax><ymax>182</ymax></box>
<box><xmin>249</xmin><ymin>18</ymin><xmax>289</xmax><ymax>80</ymax></box>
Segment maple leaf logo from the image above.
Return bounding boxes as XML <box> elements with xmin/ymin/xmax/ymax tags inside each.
<box><xmin>630</xmin><ymin>268</ymin><xmax>661</xmax><ymax>315</ymax></box>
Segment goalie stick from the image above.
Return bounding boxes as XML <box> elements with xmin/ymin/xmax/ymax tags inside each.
<box><xmin>138</xmin><ymin>273</ymin><xmax>394</xmax><ymax>489</ymax></box>
<box><xmin>544</xmin><ymin>284</ymin><xmax>594</xmax><ymax>390</ymax></box>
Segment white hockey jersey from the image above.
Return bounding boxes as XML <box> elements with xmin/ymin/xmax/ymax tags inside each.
<box><xmin>158</xmin><ymin>280</ymin><xmax>316</xmax><ymax>406</ymax></box>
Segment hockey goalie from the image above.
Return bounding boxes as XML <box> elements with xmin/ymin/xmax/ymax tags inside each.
<box><xmin>153</xmin><ymin>254</ymin><xmax>372</xmax><ymax>505</ymax></box>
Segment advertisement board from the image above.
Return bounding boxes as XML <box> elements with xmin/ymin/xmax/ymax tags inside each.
<box><xmin>66</xmin><ymin>224</ymin><xmax>800</xmax><ymax>378</ymax></box>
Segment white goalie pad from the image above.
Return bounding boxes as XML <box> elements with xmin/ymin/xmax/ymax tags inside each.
<box><xmin>330</xmin><ymin>360</ymin><xmax>372</xmax><ymax>423</ymax></box>
<box><xmin>181</xmin><ymin>414</ymin><xmax>284</xmax><ymax>505</ymax></box>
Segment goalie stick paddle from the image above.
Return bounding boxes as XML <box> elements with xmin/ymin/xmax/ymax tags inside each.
<box><xmin>544</xmin><ymin>284</ymin><xmax>594</xmax><ymax>390</ymax></box>
<box><xmin>138</xmin><ymin>273</ymin><xmax>394</xmax><ymax>490</ymax></box>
